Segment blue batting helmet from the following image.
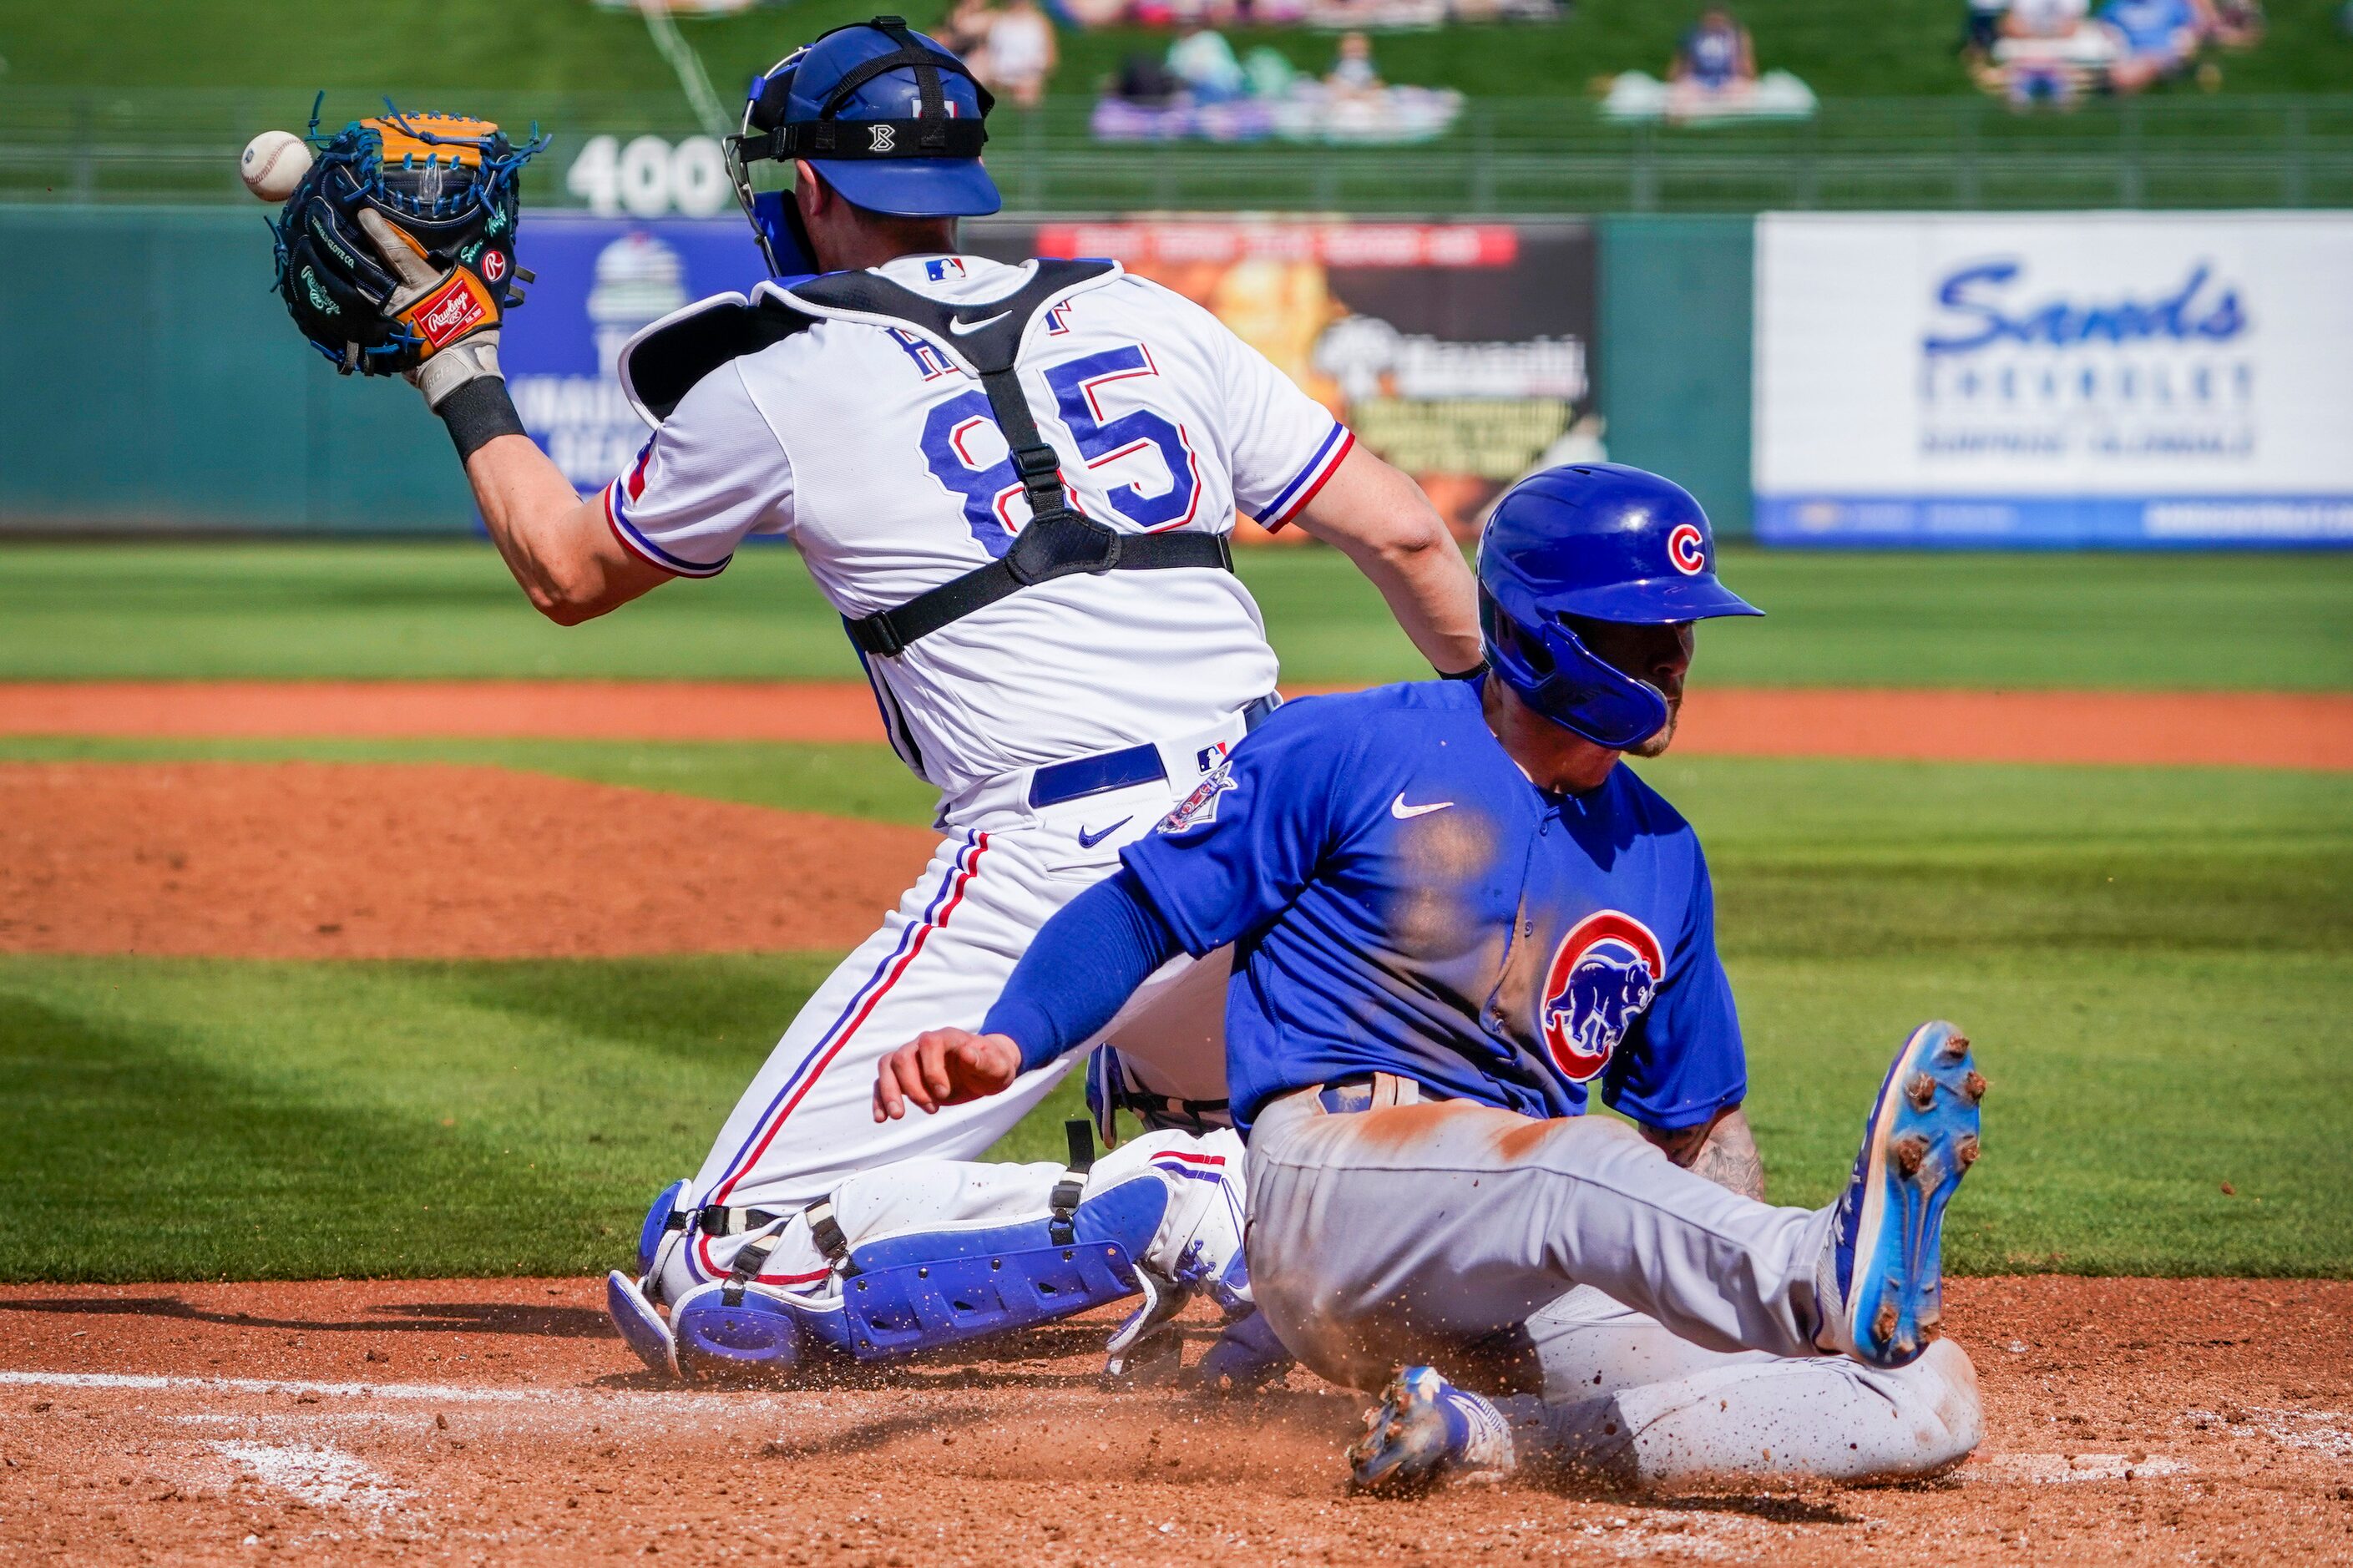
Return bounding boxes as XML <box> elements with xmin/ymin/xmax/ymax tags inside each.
<box><xmin>726</xmin><ymin>16</ymin><xmax>1001</xmax><ymax>276</ymax></box>
<box><xmin>1478</xmin><ymin>463</ymin><xmax>1762</xmax><ymax>749</ymax></box>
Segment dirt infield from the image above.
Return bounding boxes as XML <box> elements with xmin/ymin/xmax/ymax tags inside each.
<box><xmin>0</xmin><ymin>1276</ymin><xmax>2345</xmax><ymax>1565</ymax></box>
<box><xmin>3</xmin><ymin>680</ymin><xmax>2348</xmax><ymax>769</ymax></box>
<box><xmin>0</xmin><ymin>761</ymin><xmax>934</xmax><ymax>959</ymax></box>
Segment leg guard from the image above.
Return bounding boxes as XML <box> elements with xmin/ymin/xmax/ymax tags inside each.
<box><xmin>635</xmin><ymin>1178</ymin><xmax>693</xmax><ymax>1292</ymax></box>
<box><xmin>605</xmin><ymin>1269</ymin><xmax>681</xmax><ymax>1380</ymax></box>
<box><xmin>670</xmin><ymin>1127</ymin><xmax>1248</xmax><ymax>1370</ymax></box>
<box><xmin>669</xmin><ymin>1273</ymin><xmax>817</xmax><ymax>1373</ymax></box>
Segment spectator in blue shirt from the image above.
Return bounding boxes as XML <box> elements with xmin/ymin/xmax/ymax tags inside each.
<box><xmin>2101</xmin><ymin>0</ymin><xmax>2210</xmax><ymax>90</ymax></box>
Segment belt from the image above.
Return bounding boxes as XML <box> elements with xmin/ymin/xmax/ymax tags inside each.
<box><xmin>1315</xmin><ymin>1071</ymin><xmax>1452</xmax><ymax>1115</ymax></box>
<box><xmin>1027</xmin><ymin>694</ymin><xmax>1279</xmax><ymax>810</ymax></box>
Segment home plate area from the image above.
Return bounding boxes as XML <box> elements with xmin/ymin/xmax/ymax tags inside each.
<box><xmin>0</xmin><ymin>1277</ymin><xmax>2346</xmax><ymax>1565</ymax></box>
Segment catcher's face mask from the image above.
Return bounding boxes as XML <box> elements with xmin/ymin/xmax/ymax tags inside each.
<box><xmin>726</xmin><ymin>45</ymin><xmax>819</xmax><ymax>278</ymax></box>
<box><xmin>726</xmin><ymin>16</ymin><xmax>999</xmax><ymax>277</ymax></box>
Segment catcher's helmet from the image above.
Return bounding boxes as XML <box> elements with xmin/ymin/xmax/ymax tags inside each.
<box><xmin>726</xmin><ymin>16</ymin><xmax>999</xmax><ymax>275</ymax></box>
<box><xmin>1478</xmin><ymin>463</ymin><xmax>1761</xmax><ymax>749</ymax></box>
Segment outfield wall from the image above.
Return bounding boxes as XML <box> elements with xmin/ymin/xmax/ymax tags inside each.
<box><xmin>0</xmin><ymin>207</ymin><xmax>468</xmax><ymax>532</ymax></box>
<box><xmin>0</xmin><ymin>205</ymin><xmax>1753</xmax><ymax>539</ymax></box>
<box><xmin>2</xmin><ymin>205</ymin><xmax>2344</xmax><ymax>544</ymax></box>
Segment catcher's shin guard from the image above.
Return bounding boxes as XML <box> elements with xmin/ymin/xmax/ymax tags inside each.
<box><xmin>636</xmin><ymin>1177</ymin><xmax>693</xmax><ymax>1289</ymax></box>
<box><xmin>669</xmin><ymin>1129</ymin><xmax>1248</xmax><ymax>1373</ymax></box>
<box><xmin>605</xmin><ymin>1269</ymin><xmax>681</xmax><ymax>1380</ymax></box>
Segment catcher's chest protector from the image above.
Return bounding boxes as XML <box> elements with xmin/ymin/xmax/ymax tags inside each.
<box><xmin>617</xmin><ymin>257</ymin><xmax>1235</xmax><ymax>658</ymax></box>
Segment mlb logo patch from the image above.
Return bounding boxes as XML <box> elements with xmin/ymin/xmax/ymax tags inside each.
<box><xmin>1157</xmin><ymin>764</ymin><xmax>1234</xmax><ymax>835</ymax></box>
<box><xmin>925</xmin><ymin>258</ymin><xmax>968</xmax><ymax>282</ymax></box>
<box><xmin>1195</xmin><ymin>740</ymin><xmax>1231</xmax><ymax>774</ymax></box>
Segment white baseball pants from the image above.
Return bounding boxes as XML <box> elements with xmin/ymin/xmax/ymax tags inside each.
<box><xmin>663</xmin><ymin>738</ymin><xmax>1234</xmax><ymax>1299</ymax></box>
<box><xmin>1244</xmin><ymin>1087</ymin><xmax>1981</xmax><ymax>1484</ymax></box>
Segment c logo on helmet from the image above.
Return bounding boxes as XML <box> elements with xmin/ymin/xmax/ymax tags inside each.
<box><xmin>1539</xmin><ymin>910</ymin><xmax>1666</xmax><ymax>1082</ymax></box>
<box><xmin>1667</xmin><ymin>524</ymin><xmax>1707</xmax><ymax>576</ymax></box>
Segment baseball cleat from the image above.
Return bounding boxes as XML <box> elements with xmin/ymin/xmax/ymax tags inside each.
<box><xmin>1819</xmin><ymin>1020</ymin><xmax>1984</xmax><ymax>1369</ymax></box>
<box><xmin>1191</xmin><ymin>1309</ymin><xmax>1297</xmax><ymax>1396</ymax></box>
<box><xmin>605</xmin><ymin>1269</ymin><xmax>681</xmax><ymax>1381</ymax></box>
<box><xmin>1346</xmin><ymin>1366</ymin><xmax>1516</xmax><ymax>1495</ymax></box>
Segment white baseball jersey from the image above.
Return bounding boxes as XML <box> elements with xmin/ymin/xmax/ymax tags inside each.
<box><xmin>602</xmin><ymin>253</ymin><xmax>1354</xmax><ymax>797</ymax></box>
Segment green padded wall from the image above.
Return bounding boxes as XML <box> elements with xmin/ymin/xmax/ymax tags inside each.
<box><xmin>1598</xmin><ymin>215</ymin><xmax>1755</xmax><ymax>537</ymax></box>
<box><xmin>0</xmin><ymin>206</ymin><xmax>1769</xmax><ymax>537</ymax></box>
<box><xmin>0</xmin><ymin>206</ymin><xmax>472</xmax><ymax>533</ymax></box>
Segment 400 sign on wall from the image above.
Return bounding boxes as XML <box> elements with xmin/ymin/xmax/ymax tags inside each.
<box><xmin>1753</xmin><ymin>213</ymin><xmax>2353</xmax><ymax>547</ymax></box>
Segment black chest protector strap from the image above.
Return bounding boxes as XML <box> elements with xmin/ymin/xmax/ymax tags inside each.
<box><xmin>783</xmin><ymin>260</ymin><xmax>1234</xmax><ymax>659</ymax></box>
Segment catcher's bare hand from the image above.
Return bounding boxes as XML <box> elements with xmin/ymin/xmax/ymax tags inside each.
<box><xmin>873</xmin><ymin>1029</ymin><xmax>1022</xmax><ymax>1122</ymax></box>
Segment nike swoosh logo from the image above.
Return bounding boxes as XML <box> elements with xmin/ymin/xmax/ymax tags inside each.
<box><xmin>948</xmin><ymin>311</ymin><xmax>1008</xmax><ymax>336</ymax></box>
<box><xmin>1390</xmin><ymin>793</ymin><xmax>1455</xmax><ymax>820</ymax></box>
<box><xmin>1076</xmin><ymin>816</ymin><xmax>1133</xmax><ymax>849</ymax></box>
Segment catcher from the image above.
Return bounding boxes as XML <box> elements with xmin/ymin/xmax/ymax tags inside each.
<box><xmin>260</xmin><ymin>41</ymin><xmax>1481</xmax><ymax>1388</ymax></box>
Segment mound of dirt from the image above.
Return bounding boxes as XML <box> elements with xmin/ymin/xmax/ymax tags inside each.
<box><xmin>0</xmin><ymin>761</ymin><xmax>936</xmax><ymax>959</ymax></box>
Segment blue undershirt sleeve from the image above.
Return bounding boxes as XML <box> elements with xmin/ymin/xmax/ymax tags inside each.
<box><xmin>983</xmin><ymin>867</ymin><xmax>1185</xmax><ymax>1075</ymax></box>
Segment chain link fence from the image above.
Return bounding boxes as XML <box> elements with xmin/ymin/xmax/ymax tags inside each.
<box><xmin>4</xmin><ymin>87</ymin><xmax>2349</xmax><ymax>215</ymax></box>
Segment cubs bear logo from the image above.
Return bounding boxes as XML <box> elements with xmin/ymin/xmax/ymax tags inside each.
<box><xmin>1538</xmin><ymin>909</ymin><xmax>1665</xmax><ymax>1081</ymax></box>
<box><xmin>1667</xmin><ymin>524</ymin><xmax>1707</xmax><ymax>576</ymax></box>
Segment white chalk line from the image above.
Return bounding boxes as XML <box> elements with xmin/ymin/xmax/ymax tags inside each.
<box><xmin>1971</xmin><ymin>1451</ymin><xmax>2189</xmax><ymax>1484</ymax></box>
<box><xmin>0</xmin><ymin>1368</ymin><xmax>855</xmax><ymax>1417</ymax></box>
<box><xmin>210</xmin><ymin>1439</ymin><xmax>413</xmax><ymax>1517</ymax></box>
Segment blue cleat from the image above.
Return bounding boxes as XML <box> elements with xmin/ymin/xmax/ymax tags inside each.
<box><xmin>605</xmin><ymin>1269</ymin><xmax>681</xmax><ymax>1381</ymax></box>
<box><xmin>1192</xmin><ymin>1310</ymin><xmax>1297</xmax><ymax>1396</ymax></box>
<box><xmin>1819</xmin><ymin>1020</ymin><xmax>1986</xmax><ymax>1368</ymax></box>
<box><xmin>1345</xmin><ymin>1365</ymin><xmax>1516</xmax><ymax>1495</ymax></box>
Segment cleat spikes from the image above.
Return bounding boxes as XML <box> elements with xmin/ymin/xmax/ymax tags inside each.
<box><xmin>1906</xmin><ymin>1072</ymin><xmax>1937</xmax><ymax>1112</ymax></box>
<box><xmin>1955</xmin><ymin>1134</ymin><xmax>1981</xmax><ymax>1170</ymax></box>
<box><xmin>1890</xmin><ymin>1133</ymin><xmax>1929</xmax><ymax>1176</ymax></box>
<box><xmin>1937</xmin><ymin>1030</ymin><xmax>1971</xmax><ymax>1063</ymax></box>
<box><xmin>1963</xmin><ymin>1070</ymin><xmax>1988</xmax><ymax>1105</ymax></box>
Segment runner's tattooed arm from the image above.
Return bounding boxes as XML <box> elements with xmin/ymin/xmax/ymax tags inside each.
<box><xmin>1641</xmin><ymin>1107</ymin><xmax>1766</xmax><ymax>1201</ymax></box>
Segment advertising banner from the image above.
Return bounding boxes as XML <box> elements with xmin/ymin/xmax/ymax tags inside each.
<box><xmin>501</xmin><ymin>214</ymin><xmax>768</xmax><ymax>493</ymax></box>
<box><xmin>1753</xmin><ymin>212</ymin><xmax>2353</xmax><ymax>547</ymax></box>
<box><xmin>971</xmin><ymin>218</ymin><xmax>1599</xmax><ymax>539</ymax></box>
<box><xmin>502</xmin><ymin>215</ymin><xmax>1597</xmax><ymax>541</ymax></box>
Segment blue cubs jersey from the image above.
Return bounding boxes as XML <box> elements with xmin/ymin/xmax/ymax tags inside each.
<box><xmin>1121</xmin><ymin>680</ymin><xmax>1746</xmax><ymax>1134</ymax></box>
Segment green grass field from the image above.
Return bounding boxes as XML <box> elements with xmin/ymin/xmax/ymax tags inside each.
<box><xmin>5</xmin><ymin>0</ymin><xmax>2350</xmax><ymax>100</ymax></box>
<box><xmin>0</xmin><ymin>542</ymin><xmax>2346</xmax><ymax>1282</ymax></box>
<box><xmin>6</xmin><ymin>540</ymin><xmax>2351</xmax><ymax>688</ymax></box>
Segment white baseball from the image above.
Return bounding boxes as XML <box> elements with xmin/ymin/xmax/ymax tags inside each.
<box><xmin>240</xmin><ymin>130</ymin><xmax>312</xmax><ymax>202</ymax></box>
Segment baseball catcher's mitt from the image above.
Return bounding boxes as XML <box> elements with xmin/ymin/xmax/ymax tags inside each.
<box><xmin>271</xmin><ymin>100</ymin><xmax>546</xmax><ymax>399</ymax></box>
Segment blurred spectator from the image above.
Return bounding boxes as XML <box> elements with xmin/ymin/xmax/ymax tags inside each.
<box><xmin>1168</xmin><ymin>19</ymin><xmax>1249</xmax><ymax>102</ymax></box>
<box><xmin>2099</xmin><ymin>0</ymin><xmax>2205</xmax><ymax>91</ymax></box>
<box><xmin>1114</xmin><ymin>52</ymin><xmax>1185</xmax><ymax>105</ymax></box>
<box><xmin>1667</xmin><ymin>6</ymin><xmax>1758</xmax><ymax>116</ymax></box>
<box><xmin>1997</xmin><ymin>0</ymin><xmax>2103</xmax><ymax>107</ymax></box>
<box><xmin>987</xmin><ymin>0</ymin><xmax>1060</xmax><ymax>107</ymax></box>
<box><xmin>1327</xmin><ymin>32</ymin><xmax>1384</xmax><ymax>99</ymax></box>
<box><xmin>940</xmin><ymin>0</ymin><xmax>997</xmax><ymax>63</ymax></box>
<box><xmin>1961</xmin><ymin>0</ymin><xmax>2011</xmax><ymax>65</ymax></box>
<box><xmin>2205</xmin><ymin>0</ymin><xmax>2262</xmax><ymax>45</ymax></box>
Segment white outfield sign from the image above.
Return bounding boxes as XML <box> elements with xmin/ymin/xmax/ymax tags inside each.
<box><xmin>1753</xmin><ymin>212</ymin><xmax>2353</xmax><ymax>546</ymax></box>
